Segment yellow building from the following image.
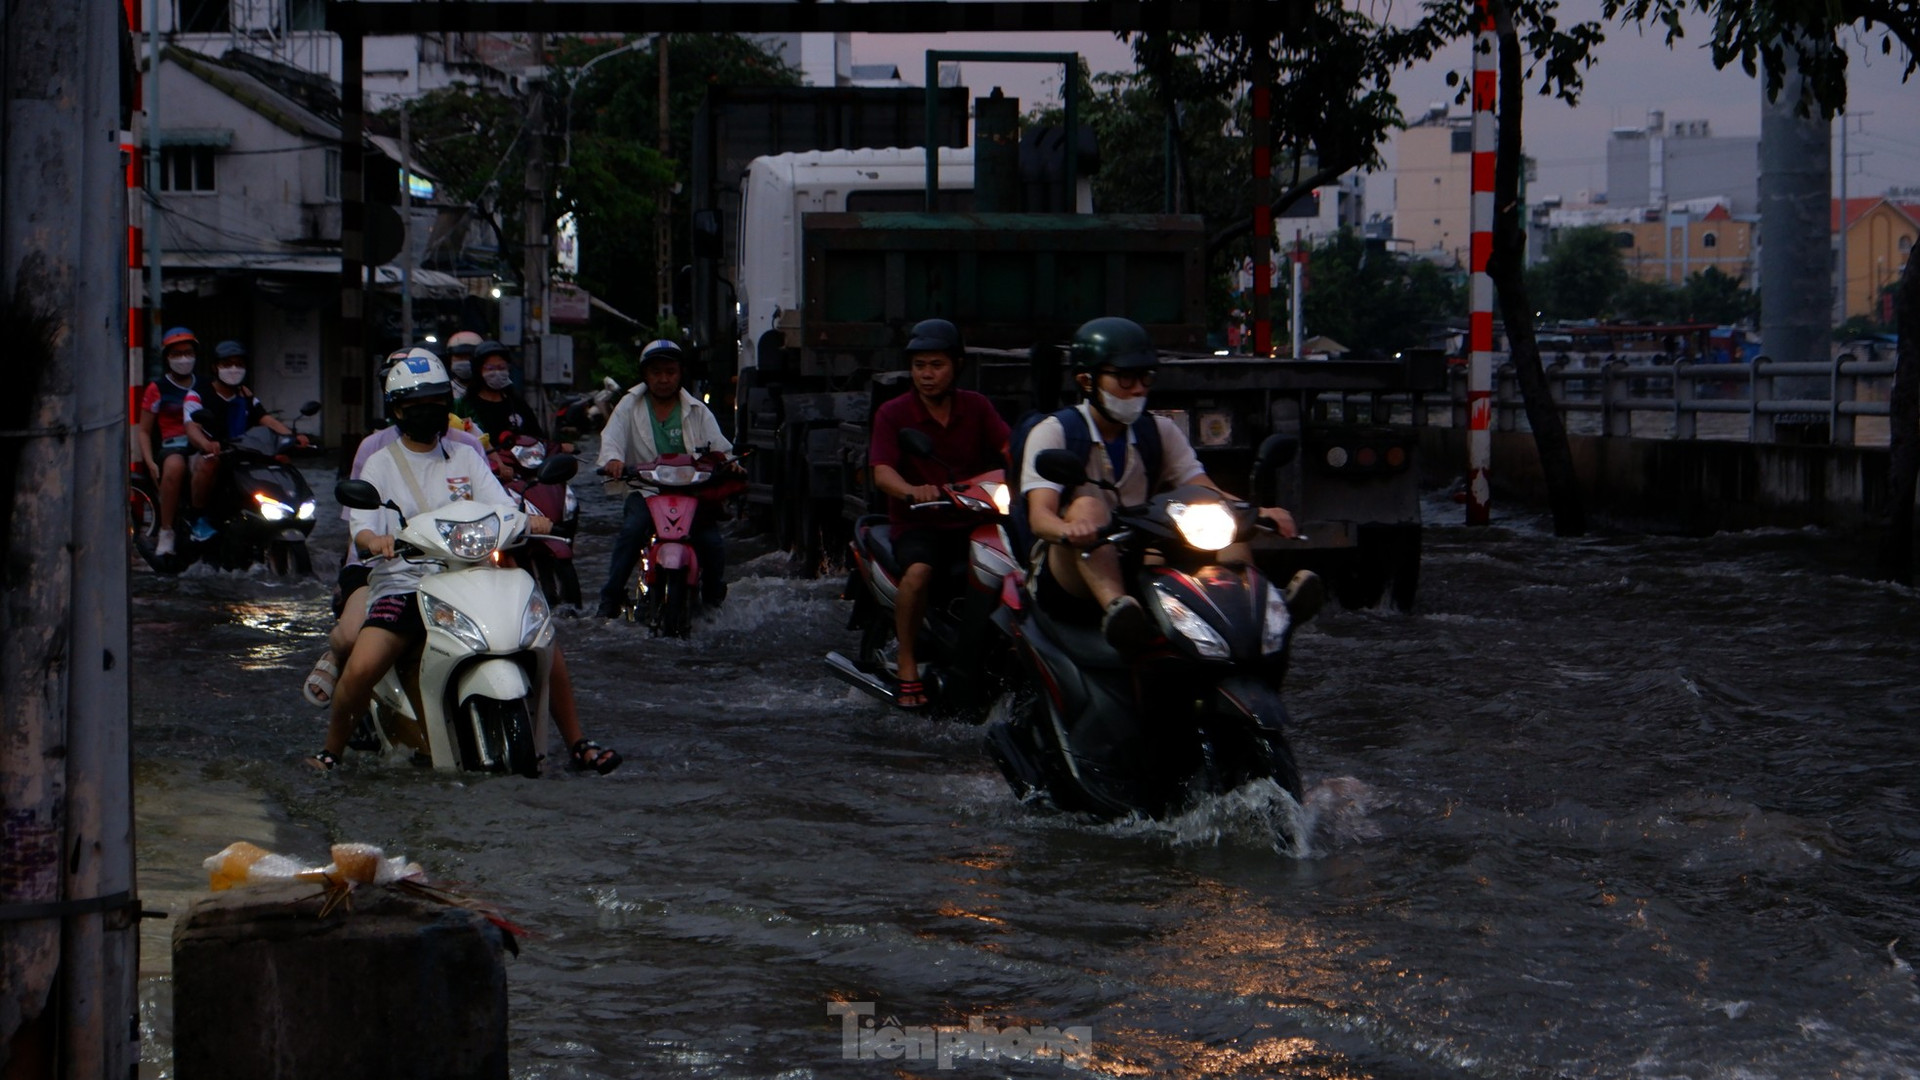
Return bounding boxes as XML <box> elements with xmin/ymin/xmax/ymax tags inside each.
<box><xmin>1394</xmin><ymin>116</ymin><xmax>1473</xmax><ymax>266</ymax></box>
<box><xmin>1612</xmin><ymin>205</ymin><xmax>1754</xmax><ymax>285</ymax></box>
<box><xmin>1833</xmin><ymin>198</ymin><xmax>1919</xmax><ymax>321</ymax></box>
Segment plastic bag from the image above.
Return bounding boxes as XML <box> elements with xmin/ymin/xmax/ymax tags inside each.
<box><xmin>204</xmin><ymin>841</ymin><xmax>425</xmax><ymax>891</ymax></box>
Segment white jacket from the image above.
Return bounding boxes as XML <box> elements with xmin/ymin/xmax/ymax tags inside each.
<box><xmin>595</xmin><ymin>386</ymin><xmax>733</xmax><ymax>497</ymax></box>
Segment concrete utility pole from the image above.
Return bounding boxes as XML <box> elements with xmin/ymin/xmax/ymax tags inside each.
<box><xmin>656</xmin><ymin>34</ymin><xmax>672</xmax><ymax>329</ymax></box>
<box><xmin>523</xmin><ymin>40</ymin><xmax>549</xmax><ymax>408</ymax></box>
<box><xmin>1</xmin><ymin>0</ymin><xmax>138</xmax><ymax>1074</ymax></box>
<box><xmin>1758</xmin><ymin>38</ymin><xmax>1832</xmax><ymax>394</ymax></box>
<box><xmin>400</xmin><ymin>103</ymin><xmax>415</xmax><ymax>345</ymax></box>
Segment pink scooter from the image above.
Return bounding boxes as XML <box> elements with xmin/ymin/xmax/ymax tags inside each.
<box><xmin>608</xmin><ymin>450</ymin><xmax>746</xmax><ymax>637</ymax></box>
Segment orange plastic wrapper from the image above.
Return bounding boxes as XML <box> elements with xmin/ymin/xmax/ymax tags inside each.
<box><xmin>204</xmin><ymin>842</ymin><xmax>425</xmax><ymax>891</ymax></box>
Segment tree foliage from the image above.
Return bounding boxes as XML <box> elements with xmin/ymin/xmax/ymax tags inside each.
<box><xmin>1303</xmin><ymin>231</ymin><xmax>1463</xmax><ymax>354</ymax></box>
<box><xmin>1528</xmin><ymin>226</ymin><xmax>1628</xmax><ymax>321</ymax></box>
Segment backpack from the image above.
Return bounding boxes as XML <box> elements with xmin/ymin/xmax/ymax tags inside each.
<box><xmin>1006</xmin><ymin>403</ymin><xmax>1163</xmax><ymax>558</ymax></box>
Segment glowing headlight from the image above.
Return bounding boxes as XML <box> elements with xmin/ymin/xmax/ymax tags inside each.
<box><xmin>1168</xmin><ymin>501</ymin><xmax>1238</xmax><ymax>551</ymax></box>
<box><xmin>520</xmin><ymin>588</ymin><xmax>552</xmax><ymax>648</ymax></box>
<box><xmin>512</xmin><ymin>444</ymin><xmax>546</xmax><ymax>470</ymax></box>
<box><xmin>562</xmin><ymin>487</ymin><xmax>578</xmax><ymax>516</ymax></box>
<box><xmin>253</xmin><ymin>492</ymin><xmax>294</xmax><ymax>521</ymax></box>
<box><xmin>1261</xmin><ymin>584</ymin><xmax>1292</xmax><ymax>655</ymax></box>
<box><xmin>296</xmin><ymin>500</ymin><xmax>316</xmax><ymax>520</ymax></box>
<box><xmin>977</xmin><ymin>481</ymin><xmax>1012</xmax><ymax>516</ymax></box>
<box><xmin>421</xmin><ymin>593</ymin><xmax>489</xmax><ymax>652</ymax></box>
<box><xmin>437</xmin><ymin>514</ymin><xmax>502</xmax><ymax>560</ymax></box>
<box><xmin>1153</xmin><ymin>587</ymin><xmax>1231</xmax><ymax>659</ymax></box>
<box><xmin>642</xmin><ymin>464</ymin><xmax>701</xmax><ymax>486</ymax></box>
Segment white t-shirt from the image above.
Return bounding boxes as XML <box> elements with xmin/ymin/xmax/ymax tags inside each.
<box><xmin>350</xmin><ymin>438</ymin><xmax>513</xmax><ymax>599</ymax></box>
<box><xmin>1019</xmin><ymin>402</ymin><xmax>1204</xmax><ymax>509</ymax></box>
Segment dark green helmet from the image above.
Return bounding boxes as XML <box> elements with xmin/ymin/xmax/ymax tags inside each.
<box><xmin>1068</xmin><ymin>316</ymin><xmax>1157</xmax><ymax>372</ymax></box>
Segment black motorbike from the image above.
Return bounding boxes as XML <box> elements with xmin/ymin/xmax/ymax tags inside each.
<box><xmin>133</xmin><ymin>402</ymin><xmax>321</xmax><ymax>575</ymax></box>
<box><xmin>984</xmin><ymin>437</ymin><xmax>1322</xmax><ymax>820</ymax></box>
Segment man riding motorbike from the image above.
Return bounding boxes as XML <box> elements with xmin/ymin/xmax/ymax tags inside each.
<box><xmin>866</xmin><ymin>318</ymin><xmax>1009</xmax><ymax>709</ymax></box>
<box><xmin>1018</xmin><ymin>316</ymin><xmax>1297</xmax><ymax>653</ymax></box>
<box><xmin>310</xmin><ymin>352</ymin><xmax>618</xmax><ymax>774</ymax></box>
<box><xmin>593</xmin><ymin>339</ymin><xmax>737</xmax><ymax>619</ymax></box>
<box><xmin>184</xmin><ymin>339</ymin><xmax>310</xmax><ymax>540</ymax></box>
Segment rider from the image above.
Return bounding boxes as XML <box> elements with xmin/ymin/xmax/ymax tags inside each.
<box><xmin>1019</xmin><ymin>316</ymin><xmax>1297</xmax><ymax>653</ymax></box>
<box><xmin>866</xmin><ymin>318</ymin><xmax>1009</xmax><ymax>709</ymax></box>
<box><xmin>310</xmin><ymin>352</ymin><xmax>618</xmax><ymax>774</ymax></box>
<box><xmin>444</xmin><ymin>330</ymin><xmax>483</xmax><ymax>406</ymax></box>
<box><xmin>184</xmin><ymin>340</ymin><xmax>309</xmax><ymax>539</ymax></box>
<box><xmin>593</xmin><ymin>339</ymin><xmax>735</xmax><ymax>618</ymax></box>
<box><xmin>462</xmin><ymin>340</ymin><xmax>546</xmax><ymax>446</ymax></box>
<box><xmin>137</xmin><ymin>327</ymin><xmax>214</xmax><ymax>557</ymax></box>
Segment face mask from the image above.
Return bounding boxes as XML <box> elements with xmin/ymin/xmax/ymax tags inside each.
<box><xmin>395</xmin><ymin>407</ymin><xmax>446</xmax><ymax>444</ymax></box>
<box><xmin>1096</xmin><ymin>387</ymin><xmax>1147</xmax><ymax>425</ymax></box>
<box><xmin>217</xmin><ymin>366</ymin><xmax>246</xmax><ymax>386</ymax></box>
<box><xmin>168</xmin><ymin>355</ymin><xmax>195</xmax><ymax>376</ymax></box>
<box><xmin>482</xmin><ymin>370</ymin><xmax>512</xmax><ymax>391</ymax></box>
<box><xmin>449</xmin><ymin>359</ymin><xmax>473</xmax><ymax>381</ymax></box>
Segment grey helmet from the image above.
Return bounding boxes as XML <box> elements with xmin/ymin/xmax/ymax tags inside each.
<box><xmin>1068</xmin><ymin>316</ymin><xmax>1157</xmax><ymax>372</ymax></box>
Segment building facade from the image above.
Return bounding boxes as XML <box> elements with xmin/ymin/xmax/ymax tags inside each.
<box><xmin>1606</xmin><ymin>112</ymin><xmax>1759</xmax><ymax>216</ymax></box>
<box><xmin>1393</xmin><ymin>113</ymin><xmax>1473</xmax><ymax>266</ymax></box>
<box><xmin>1833</xmin><ymin>197</ymin><xmax>1920</xmax><ymax>322</ymax></box>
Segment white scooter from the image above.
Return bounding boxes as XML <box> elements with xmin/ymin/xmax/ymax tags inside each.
<box><xmin>335</xmin><ymin>455</ymin><xmax>577</xmax><ymax>777</ymax></box>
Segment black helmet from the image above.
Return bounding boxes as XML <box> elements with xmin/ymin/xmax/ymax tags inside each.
<box><xmin>473</xmin><ymin>340</ymin><xmax>510</xmax><ymax>363</ymax></box>
<box><xmin>1069</xmin><ymin>316</ymin><xmax>1157</xmax><ymax>372</ymax></box>
<box><xmin>637</xmin><ymin>338</ymin><xmax>686</xmax><ymax>371</ymax></box>
<box><xmin>905</xmin><ymin>318</ymin><xmax>964</xmax><ymax>359</ymax></box>
<box><xmin>213</xmin><ymin>340</ymin><xmax>248</xmax><ymax>361</ymax></box>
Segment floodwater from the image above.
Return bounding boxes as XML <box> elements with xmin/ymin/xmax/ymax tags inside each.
<box><xmin>132</xmin><ymin>462</ymin><xmax>1920</xmax><ymax>1079</ymax></box>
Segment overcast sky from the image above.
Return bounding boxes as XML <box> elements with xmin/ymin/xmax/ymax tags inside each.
<box><xmin>850</xmin><ymin>24</ymin><xmax>1920</xmax><ymax>215</ymax></box>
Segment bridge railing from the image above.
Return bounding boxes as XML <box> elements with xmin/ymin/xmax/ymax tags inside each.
<box><xmin>1314</xmin><ymin>353</ymin><xmax>1900</xmax><ymax>447</ymax></box>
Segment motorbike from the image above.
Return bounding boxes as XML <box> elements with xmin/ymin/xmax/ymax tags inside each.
<box><xmin>333</xmin><ymin>452</ymin><xmax>578</xmax><ymax>777</ymax></box>
<box><xmin>983</xmin><ymin>435</ymin><xmax>1324</xmax><ymax>820</ymax></box>
<box><xmin>132</xmin><ymin>401</ymin><xmax>322</xmax><ymax>576</ymax></box>
<box><xmin>824</xmin><ymin>428</ymin><xmax>1021</xmax><ymax>714</ymax></box>
<box><xmin>491</xmin><ymin>430</ymin><xmax>582</xmax><ymax>608</ymax></box>
<box><xmin>606</xmin><ymin>448</ymin><xmax>748</xmax><ymax>637</ymax></box>
<box><xmin>552</xmin><ymin>376</ymin><xmax>620</xmax><ymax>438</ymax></box>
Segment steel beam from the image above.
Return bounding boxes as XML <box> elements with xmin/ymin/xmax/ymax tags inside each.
<box><xmin>326</xmin><ymin>1</ymin><xmax>1292</xmax><ymax>35</ymax></box>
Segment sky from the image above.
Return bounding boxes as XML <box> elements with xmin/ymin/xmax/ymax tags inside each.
<box><xmin>850</xmin><ymin>22</ymin><xmax>1920</xmax><ymax>217</ymax></box>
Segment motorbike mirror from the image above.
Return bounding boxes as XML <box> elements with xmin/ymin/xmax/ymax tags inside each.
<box><xmin>535</xmin><ymin>453</ymin><xmax>579</xmax><ymax>486</ymax></box>
<box><xmin>899</xmin><ymin>429</ymin><xmax>936</xmax><ymax>459</ymax></box>
<box><xmin>1034</xmin><ymin>448</ymin><xmax>1089</xmax><ymax>488</ymax></box>
<box><xmin>334</xmin><ymin>479</ymin><xmax>383</xmax><ymax>510</ymax></box>
<box><xmin>299</xmin><ymin>400</ymin><xmax>322</xmax><ymax>417</ymax></box>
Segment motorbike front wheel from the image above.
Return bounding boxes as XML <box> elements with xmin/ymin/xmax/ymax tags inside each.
<box><xmin>268</xmin><ymin>539</ymin><xmax>313</xmax><ymax>577</ymax></box>
<box><xmin>650</xmin><ymin>567</ymin><xmax>691</xmax><ymax>638</ymax></box>
<box><xmin>466</xmin><ymin>697</ymin><xmax>539</xmax><ymax>778</ymax></box>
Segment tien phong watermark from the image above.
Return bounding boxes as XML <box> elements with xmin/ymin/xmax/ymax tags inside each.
<box><xmin>829</xmin><ymin>1001</ymin><xmax>1093</xmax><ymax>1070</ymax></box>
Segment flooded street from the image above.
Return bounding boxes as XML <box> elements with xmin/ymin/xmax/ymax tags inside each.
<box><xmin>132</xmin><ymin>465</ymin><xmax>1920</xmax><ymax>1079</ymax></box>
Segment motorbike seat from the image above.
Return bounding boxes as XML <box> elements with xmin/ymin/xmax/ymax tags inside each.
<box><xmin>1028</xmin><ymin>600</ymin><xmax>1131</xmax><ymax>671</ymax></box>
<box><xmin>855</xmin><ymin>515</ymin><xmax>972</xmax><ymax>591</ymax></box>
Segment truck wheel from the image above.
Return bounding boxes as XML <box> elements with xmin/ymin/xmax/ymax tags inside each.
<box><xmin>1387</xmin><ymin>527</ymin><xmax>1421</xmax><ymax>612</ymax></box>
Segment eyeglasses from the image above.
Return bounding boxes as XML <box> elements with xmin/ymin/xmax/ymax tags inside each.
<box><xmin>1098</xmin><ymin>369</ymin><xmax>1156</xmax><ymax>390</ymax></box>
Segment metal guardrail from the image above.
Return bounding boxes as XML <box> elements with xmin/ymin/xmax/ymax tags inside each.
<box><xmin>1312</xmin><ymin>354</ymin><xmax>1900</xmax><ymax>448</ymax></box>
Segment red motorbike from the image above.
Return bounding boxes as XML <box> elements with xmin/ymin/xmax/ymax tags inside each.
<box><xmin>606</xmin><ymin>450</ymin><xmax>747</xmax><ymax>637</ymax></box>
<box><xmin>491</xmin><ymin>431</ymin><xmax>582</xmax><ymax>608</ymax></box>
<box><xmin>825</xmin><ymin>429</ymin><xmax>1022</xmax><ymax>714</ymax></box>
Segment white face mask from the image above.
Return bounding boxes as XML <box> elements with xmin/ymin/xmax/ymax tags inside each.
<box><xmin>482</xmin><ymin>370</ymin><xmax>513</xmax><ymax>391</ymax></box>
<box><xmin>449</xmin><ymin>359</ymin><xmax>473</xmax><ymax>381</ymax></box>
<box><xmin>168</xmin><ymin>355</ymin><xmax>195</xmax><ymax>376</ymax></box>
<box><xmin>217</xmin><ymin>366</ymin><xmax>246</xmax><ymax>386</ymax></box>
<box><xmin>1097</xmin><ymin>388</ymin><xmax>1147</xmax><ymax>425</ymax></box>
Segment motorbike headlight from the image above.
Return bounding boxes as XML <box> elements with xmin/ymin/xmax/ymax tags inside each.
<box><xmin>437</xmin><ymin>514</ymin><xmax>502</xmax><ymax>560</ymax></box>
<box><xmin>1153</xmin><ymin>587</ymin><xmax>1232</xmax><ymax>659</ymax></box>
<box><xmin>1168</xmin><ymin>500</ymin><xmax>1238</xmax><ymax>552</ymax></box>
<box><xmin>648</xmin><ymin>464</ymin><xmax>700</xmax><ymax>486</ymax></box>
<box><xmin>252</xmin><ymin>492</ymin><xmax>293</xmax><ymax>521</ymax></box>
<box><xmin>421</xmin><ymin>593</ymin><xmax>489</xmax><ymax>653</ymax></box>
<box><xmin>972</xmin><ymin>481</ymin><xmax>1012</xmax><ymax>516</ymax></box>
<box><xmin>1261</xmin><ymin>584</ymin><xmax>1292</xmax><ymax>655</ymax></box>
<box><xmin>512</xmin><ymin>444</ymin><xmax>546</xmax><ymax>469</ymax></box>
<box><xmin>296</xmin><ymin>500</ymin><xmax>316</xmax><ymax>520</ymax></box>
<box><xmin>563</xmin><ymin>487</ymin><xmax>578</xmax><ymax>516</ymax></box>
<box><xmin>520</xmin><ymin>588</ymin><xmax>552</xmax><ymax>649</ymax></box>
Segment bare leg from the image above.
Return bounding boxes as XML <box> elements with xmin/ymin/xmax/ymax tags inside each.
<box><xmin>894</xmin><ymin>562</ymin><xmax>933</xmax><ymax>688</ymax></box>
<box><xmin>320</xmin><ymin>625</ymin><xmax>410</xmax><ymax>757</ymax></box>
<box><xmin>190</xmin><ymin>453</ymin><xmax>218</xmax><ymax>511</ymax></box>
<box><xmin>548</xmin><ymin>644</ymin><xmax>585</xmax><ymax>747</ymax></box>
<box><xmin>158</xmin><ymin>454</ymin><xmax>188</xmax><ymax>529</ymax></box>
<box><xmin>1044</xmin><ymin>495</ymin><xmax>1125</xmax><ymax>607</ymax></box>
<box><xmin>328</xmin><ymin>585</ymin><xmax>369</xmax><ymax>662</ymax></box>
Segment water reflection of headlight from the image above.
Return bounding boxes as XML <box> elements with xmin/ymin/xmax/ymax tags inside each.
<box><xmin>1169</xmin><ymin>501</ymin><xmax>1237</xmax><ymax>551</ymax></box>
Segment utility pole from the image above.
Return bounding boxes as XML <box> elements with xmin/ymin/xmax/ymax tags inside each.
<box><xmin>656</xmin><ymin>34</ymin><xmax>672</xmax><ymax>330</ymax></box>
<box><xmin>400</xmin><ymin>103</ymin><xmax>414</xmax><ymax>345</ymax></box>
<box><xmin>523</xmin><ymin>38</ymin><xmax>549</xmax><ymax>410</ymax></box>
<box><xmin>1</xmin><ymin>0</ymin><xmax>138</xmax><ymax>1074</ymax></box>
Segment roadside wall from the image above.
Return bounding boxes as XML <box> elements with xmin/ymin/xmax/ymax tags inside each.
<box><xmin>1417</xmin><ymin>427</ymin><xmax>1903</xmax><ymax>532</ymax></box>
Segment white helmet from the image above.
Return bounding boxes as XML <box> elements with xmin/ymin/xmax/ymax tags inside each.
<box><xmin>384</xmin><ymin>348</ymin><xmax>453</xmax><ymax>408</ymax></box>
<box><xmin>446</xmin><ymin>329</ymin><xmax>484</xmax><ymax>355</ymax></box>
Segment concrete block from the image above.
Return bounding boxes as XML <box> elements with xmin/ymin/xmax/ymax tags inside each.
<box><xmin>172</xmin><ymin>880</ymin><xmax>509</xmax><ymax>1080</ymax></box>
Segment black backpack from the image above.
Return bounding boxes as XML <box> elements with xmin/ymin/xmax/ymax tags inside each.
<box><xmin>1006</xmin><ymin>404</ymin><xmax>1163</xmax><ymax>558</ymax></box>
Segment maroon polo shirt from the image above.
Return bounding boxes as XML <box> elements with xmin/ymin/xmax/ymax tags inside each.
<box><xmin>869</xmin><ymin>388</ymin><xmax>1010</xmax><ymax>534</ymax></box>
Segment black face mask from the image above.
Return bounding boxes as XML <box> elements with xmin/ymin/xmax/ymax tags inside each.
<box><xmin>395</xmin><ymin>406</ymin><xmax>446</xmax><ymax>444</ymax></box>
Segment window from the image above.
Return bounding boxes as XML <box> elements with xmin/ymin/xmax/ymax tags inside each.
<box><xmin>287</xmin><ymin>0</ymin><xmax>325</xmax><ymax>31</ymax></box>
<box><xmin>1614</xmin><ymin>231</ymin><xmax>1635</xmax><ymax>248</ymax></box>
<box><xmin>1450</xmin><ymin>130</ymin><xmax>1473</xmax><ymax>154</ymax></box>
<box><xmin>324</xmin><ymin>148</ymin><xmax>340</xmax><ymax>199</ymax></box>
<box><xmin>1702</xmin><ymin>232</ymin><xmax>1718</xmax><ymax>249</ymax></box>
<box><xmin>176</xmin><ymin>0</ymin><xmax>229</xmax><ymax>33</ymax></box>
<box><xmin>159</xmin><ymin>147</ymin><xmax>216</xmax><ymax>193</ymax></box>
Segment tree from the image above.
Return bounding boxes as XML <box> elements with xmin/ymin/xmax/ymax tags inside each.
<box><xmin>1529</xmin><ymin>225</ymin><xmax>1629</xmax><ymax>320</ymax></box>
<box><xmin>1605</xmin><ymin>0</ymin><xmax>1920</xmax><ymax>579</ymax></box>
<box><xmin>1303</xmin><ymin>230</ymin><xmax>1463</xmax><ymax>354</ymax></box>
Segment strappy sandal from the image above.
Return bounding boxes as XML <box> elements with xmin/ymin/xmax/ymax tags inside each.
<box><xmin>895</xmin><ymin>679</ymin><xmax>929</xmax><ymax>710</ymax></box>
<box><xmin>302</xmin><ymin>654</ymin><xmax>339</xmax><ymax>707</ymax></box>
<box><xmin>570</xmin><ymin>739</ymin><xmax>622</xmax><ymax>775</ymax></box>
<box><xmin>306</xmin><ymin>749</ymin><xmax>339</xmax><ymax>772</ymax></box>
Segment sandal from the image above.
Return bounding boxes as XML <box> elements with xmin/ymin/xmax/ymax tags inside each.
<box><xmin>302</xmin><ymin>654</ymin><xmax>339</xmax><ymax>707</ymax></box>
<box><xmin>306</xmin><ymin>749</ymin><xmax>339</xmax><ymax>772</ymax></box>
<box><xmin>895</xmin><ymin>679</ymin><xmax>929</xmax><ymax>710</ymax></box>
<box><xmin>570</xmin><ymin>739</ymin><xmax>622</xmax><ymax>775</ymax></box>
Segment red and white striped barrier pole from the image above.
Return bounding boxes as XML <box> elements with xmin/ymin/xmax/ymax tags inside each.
<box><xmin>123</xmin><ymin>0</ymin><xmax>145</xmax><ymax>426</ymax></box>
<box><xmin>1251</xmin><ymin>54</ymin><xmax>1273</xmax><ymax>357</ymax></box>
<box><xmin>1466</xmin><ymin>0</ymin><xmax>1496</xmax><ymax>525</ymax></box>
